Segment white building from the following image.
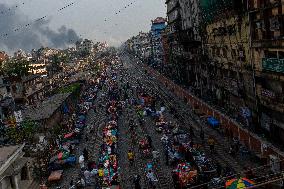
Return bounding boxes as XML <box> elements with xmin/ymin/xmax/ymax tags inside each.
<box><xmin>0</xmin><ymin>144</ymin><xmax>34</xmax><ymax>189</ymax></box>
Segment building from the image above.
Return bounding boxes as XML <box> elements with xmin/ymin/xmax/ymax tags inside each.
<box><xmin>0</xmin><ymin>76</ymin><xmax>14</xmax><ymax>121</ymax></box>
<box><xmin>249</xmin><ymin>0</ymin><xmax>284</xmax><ymax>145</ymax></box>
<box><xmin>161</xmin><ymin>27</ymin><xmax>170</xmax><ymax>73</ymax></box>
<box><xmin>164</xmin><ymin>0</ymin><xmax>284</xmax><ymax>147</ymax></box>
<box><xmin>14</xmin><ymin>50</ymin><xmax>27</xmax><ymax>60</ymax></box>
<box><xmin>0</xmin><ymin>52</ymin><xmax>8</xmax><ymax>64</ymax></box>
<box><xmin>178</xmin><ymin>0</ymin><xmax>202</xmax><ymax>86</ymax></box>
<box><xmin>166</xmin><ymin>0</ymin><xmax>202</xmax><ymax>84</ymax></box>
<box><xmin>0</xmin><ymin>144</ymin><xmax>34</xmax><ymax>189</ymax></box>
<box><xmin>127</xmin><ymin>32</ymin><xmax>151</xmax><ymax>62</ymax></box>
<box><xmin>76</xmin><ymin>39</ymin><xmax>94</xmax><ymax>54</ymax></box>
<box><xmin>28</xmin><ymin>63</ymin><xmax>47</xmax><ymax>75</ymax></box>
<box><xmin>200</xmin><ymin>0</ymin><xmax>256</xmax><ymax>127</ymax></box>
<box><xmin>166</xmin><ymin>0</ymin><xmax>184</xmax><ymax>82</ymax></box>
<box><xmin>150</xmin><ymin>17</ymin><xmax>167</xmax><ymax>69</ymax></box>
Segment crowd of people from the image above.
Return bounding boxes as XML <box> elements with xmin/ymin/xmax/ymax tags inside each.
<box><xmin>42</xmin><ymin>51</ymin><xmax>261</xmax><ymax>189</ymax></box>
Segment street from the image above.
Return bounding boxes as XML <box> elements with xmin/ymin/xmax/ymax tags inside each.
<box><xmin>47</xmin><ymin>50</ymin><xmax>270</xmax><ymax>189</ymax></box>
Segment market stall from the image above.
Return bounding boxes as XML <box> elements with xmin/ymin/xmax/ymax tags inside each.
<box><xmin>172</xmin><ymin>163</ymin><xmax>198</xmax><ymax>188</ymax></box>
<box><xmin>225</xmin><ymin>177</ymin><xmax>255</xmax><ymax>189</ymax></box>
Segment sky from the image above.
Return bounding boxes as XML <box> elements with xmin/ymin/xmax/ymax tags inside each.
<box><xmin>0</xmin><ymin>0</ymin><xmax>166</xmax><ymax>53</ymax></box>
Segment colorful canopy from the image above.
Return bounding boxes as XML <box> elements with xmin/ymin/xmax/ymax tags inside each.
<box><xmin>226</xmin><ymin>178</ymin><xmax>255</xmax><ymax>189</ymax></box>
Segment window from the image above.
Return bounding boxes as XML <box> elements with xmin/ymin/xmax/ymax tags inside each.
<box><xmin>223</xmin><ymin>48</ymin><xmax>228</xmax><ymax>58</ymax></box>
<box><xmin>278</xmin><ymin>51</ymin><xmax>284</xmax><ymax>59</ymax></box>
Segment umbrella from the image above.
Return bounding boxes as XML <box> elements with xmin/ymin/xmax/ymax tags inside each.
<box><xmin>226</xmin><ymin>178</ymin><xmax>255</xmax><ymax>189</ymax></box>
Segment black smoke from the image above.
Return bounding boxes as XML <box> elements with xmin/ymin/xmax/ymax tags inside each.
<box><xmin>0</xmin><ymin>3</ymin><xmax>80</xmax><ymax>54</ymax></box>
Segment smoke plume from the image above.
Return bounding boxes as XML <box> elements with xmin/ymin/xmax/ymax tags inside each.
<box><xmin>0</xmin><ymin>3</ymin><xmax>80</xmax><ymax>54</ymax></box>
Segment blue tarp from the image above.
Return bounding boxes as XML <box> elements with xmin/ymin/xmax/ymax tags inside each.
<box><xmin>65</xmin><ymin>156</ymin><xmax>76</xmax><ymax>164</ymax></box>
<box><xmin>207</xmin><ymin>117</ymin><xmax>220</xmax><ymax>128</ymax></box>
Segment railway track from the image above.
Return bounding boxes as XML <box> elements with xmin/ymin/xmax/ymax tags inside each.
<box><xmin>122</xmin><ymin>54</ymin><xmax>244</xmax><ymax>173</ymax></box>
<box><xmin>121</xmin><ymin>62</ymin><xmax>174</xmax><ymax>189</ymax></box>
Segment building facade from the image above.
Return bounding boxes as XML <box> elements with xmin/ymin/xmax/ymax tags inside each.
<box><xmin>76</xmin><ymin>39</ymin><xmax>94</xmax><ymax>54</ymax></box>
<box><xmin>164</xmin><ymin>0</ymin><xmax>284</xmax><ymax>147</ymax></box>
<box><xmin>249</xmin><ymin>0</ymin><xmax>284</xmax><ymax>144</ymax></box>
<box><xmin>150</xmin><ymin>17</ymin><xmax>167</xmax><ymax>69</ymax></box>
<box><xmin>0</xmin><ymin>144</ymin><xmax>33</xmax><ymax>189</ymax></box>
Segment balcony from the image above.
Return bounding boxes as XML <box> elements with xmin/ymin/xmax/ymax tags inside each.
<box><xmin>252</xmin><ymin>38</ymin><xmax>284</xmax><ymax>48</ymax></box>
<box><xmin>262</xmin><ymin>58</ymin><xmax>284</xmax><ymax>73</ymax></box>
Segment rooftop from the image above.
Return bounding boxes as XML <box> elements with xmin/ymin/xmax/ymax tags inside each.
<box><xmin>23</xmin><ymin>93</ymin><xmax>71</xmax><ymax>121</ymax></box>
<box><xmin>152</xmin><ymin>17</ymin><xmax>167</xmax><ymax>24</ymax></box>
<box><xmin>0</xmin><ymin>145</ymin><xmax>21</xmax><ymax>168</ymax></box>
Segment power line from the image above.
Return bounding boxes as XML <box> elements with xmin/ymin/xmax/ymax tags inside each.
<box><xmin>0</xmin><ymin>2</ymin><xmax>76</xmax><ymax>39</ymax></box>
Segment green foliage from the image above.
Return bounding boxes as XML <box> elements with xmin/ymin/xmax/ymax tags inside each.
<box><xmin>1</xmin><ymin>59</ymin><xmax>30</xmax><ymax>77</ymax></box>
<box><xmin>56</xmin><ymin>83</ymin><xmax>81</xmax><ymax>94</ymax></box>
<box><xmin>7</xmin><ymin>120</ymin><xmax>37</xmax><ymax>143</ymax></box>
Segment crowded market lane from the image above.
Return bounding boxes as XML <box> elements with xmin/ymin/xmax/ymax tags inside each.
<box><xmin>119</xmin><ymin>51</ymin><xmax>263</xmax><ymax>181</ymax></box>
<box><xmin>46</xmin><ymin>50</ymin><xmax>267</xmax><ymax>189</ymax></box>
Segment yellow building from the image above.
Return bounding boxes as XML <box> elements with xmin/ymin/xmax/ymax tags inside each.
<box><xmin>202</xmin><ymin>14</ymin><xmax>255</xmax><ymax>123</ymax></box>
<box><xmin>249</xmin><ymin>0</ymin><xmax>284</xmax><ymax>144</ymax></box>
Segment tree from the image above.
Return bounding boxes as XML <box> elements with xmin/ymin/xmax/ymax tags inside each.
<box><xmin>6</xmin><ymin>119</ymin><xmax>37</xmax><ymax>143</ymax></box>
<box><xmin>2</xmin><ymin>59</ymin><xmax>30</xmax><ymax>77</ymax></box>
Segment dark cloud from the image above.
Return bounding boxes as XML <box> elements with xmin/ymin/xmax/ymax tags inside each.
<box><xmin>0</xmin><ymin>3</ymin><xmax>79</xmax><ymax>54</ymax></box>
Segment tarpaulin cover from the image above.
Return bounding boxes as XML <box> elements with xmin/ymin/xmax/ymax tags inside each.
<box><xmin>64</xmin><ymin>132</ymin><xmax>75</xmax><ymax>139</ymax></box>
<box><xmin>48</xmin><ymin>170</ymin><xmax>63</xmax><ymax>182</ymax></box>
<box><xmin>58</xmin><ymin>151</ymin><xmax>69</xmax><ymax>160</ymax></box>
<box><xmin>64</xmin><ymin>156</ymin><xmax>76</xmax><ymax>164</ymax></box>
<box><xmin>207</xmin><ymin>116</ymin><xmax>220</xmax><ymax>127</ymax></box>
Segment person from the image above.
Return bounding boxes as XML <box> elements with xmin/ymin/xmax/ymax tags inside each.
<box><xmin>79</xmin><ymin>155</ymin><xmax>85</xmax><ymax>169</ymax></box>
<box><xmin>208</xmin><ymin>136</ymin><xmax>215</xmax><ymax>154</ymax></box>
<box><xmin>189</xmin><ymin>125</ymin><xmax>195</xmax><ymax>137</ymax></box>
<box><xmin>69</xmin><ymin>180</ymin><xmax>75</xmax><ymax>189</ymax></box>
<box><xmin>161</xmin><ymin>134</ymin><xmax>168</xmax><ymax>145</ymax></box>
<box><xmin>80</xmin><ymin>177</ymin><xmax>86</xmax><ymax>188</ymax></box>
<box><xmin>146</xmin><ymin>170</ymin><xmax>157</xmax><ymax>188</ymax></box>
<box><xmin>83</xmin><ymin>148</ymin><xmax>89</xmax><ymax>161</ymax></box>
<box><xmin>127</xmin><ymin>149</ymin><xmax>134</xmax><ymax>166</ymax></box>
<box><xmin>152</xmin><ymin>150</ymin><xmax>159</xmax><ymax>164</ymax></box>
<box><xmin>229</xmin><ymin>145</ymin><xmax>236</xmax><ymax>156</ymax></box>
<box><xmin>133</xmin><ymin>175</ymin><xmax>141</xmax><ymax>189</ymax></box>
<box><xmin>172</xmin><ymin>171</ymin><xmax>179</xmax><ymax>189</ymax></box>
<box><xmin>98</xmin><ymin>167</ymin><xmax>104</xmax><ymax>179</ymax></box>
<box><xmin>84</xmin><ymin>169</ymin><xmax>92</xmax><ymax>185</ymax></box>
<box><xmin>245</xmin><ymin>167</ymin><xmax>254</xmax><ymax>179</ymax></box>
<box><xmin>216</xmin><ymin>163</ymin><xmax>222</xmax><ymax>176</ymax></box>
<box><xmin>146</xmin><ymin>135</ymin><xmax>152</xmax><ymax>148</ymax></box>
